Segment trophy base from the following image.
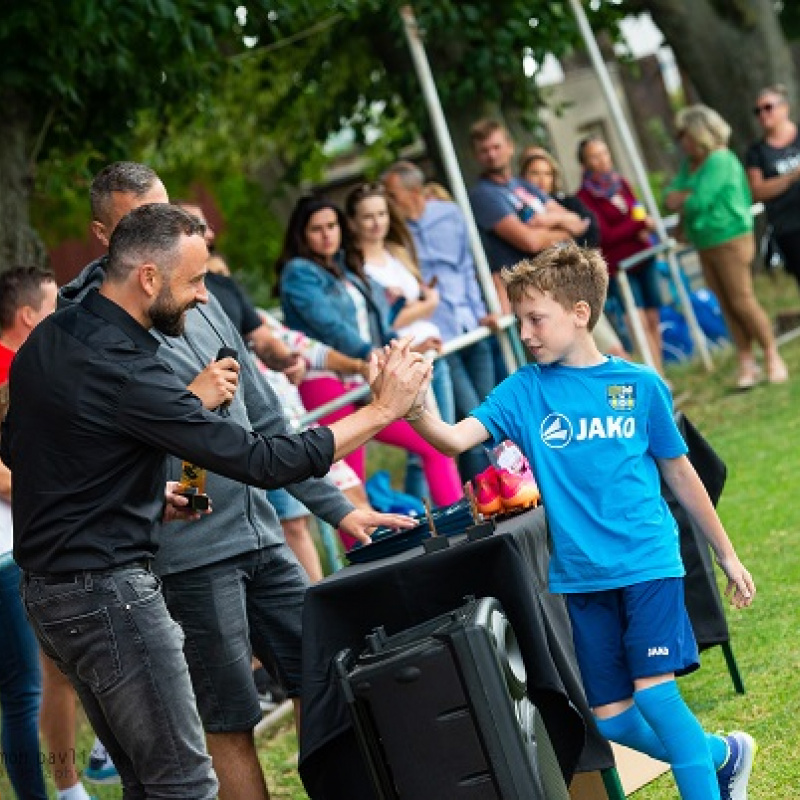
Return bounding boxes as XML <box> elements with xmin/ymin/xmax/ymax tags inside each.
<box><xmin>465</xmin><ymin>519</ymin><xmax>496</xmax><ymax>542</ymax></box>
<box><xmin>422</xmin><ymin>536</ymin><xmax>450</xmax><ymax>554</ymax></box>
<box><xmin>177</xmin><ymin>488</ymin><xmax>210</xmax><ymax>511</ymax></box>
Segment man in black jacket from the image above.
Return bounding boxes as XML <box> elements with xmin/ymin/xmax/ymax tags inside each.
<box><xmin>3</xmin><ymin>203</ymin><xmax>429</xmax><ymax>799</ymax></box>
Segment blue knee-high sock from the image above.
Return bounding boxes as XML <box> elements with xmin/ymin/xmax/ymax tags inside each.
<box><xmin>596</xmin><ymin>704</ymin><xmax>729</xmax><ymax>768</ymax></box>
<box><xmin>634</xmin><ymin>681</ymin><xmax>720</xmax><ymax>800</ymax></box>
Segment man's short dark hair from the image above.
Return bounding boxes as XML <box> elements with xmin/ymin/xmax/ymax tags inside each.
<box><xmin>106</xmin><ymin>204</ymin><xmax>205</xmax><ymax>283</ymax></box>
<box><xmin>90</xmin><ymin>162</ymin><xmax>160</xmax><ymax>224</ymax></box>
<box><xmin>0</xmin><ymin>266</ymin><xmax>56</xmax><ymax>330</ymax></box>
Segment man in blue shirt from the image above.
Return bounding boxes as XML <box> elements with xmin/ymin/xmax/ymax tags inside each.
<box><xmin>401</xmin><ymin>241</ymin><xmax>757</xmax><ymax>800</ymax></box>
<box><xmin>468</xmin><ymin>119</ymin><xmax>588</xmax><ymax>312</ymax></box>
<box><xmin>383</xmin><ymin>160</ymin><xmax>498</xmax><ymax>479</ymax></box>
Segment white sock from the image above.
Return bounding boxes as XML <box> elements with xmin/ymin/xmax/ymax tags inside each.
<box><xmin>57</xmin><ymin>782</ymin><xmax>92</xmax><ymax>800</ymax></box>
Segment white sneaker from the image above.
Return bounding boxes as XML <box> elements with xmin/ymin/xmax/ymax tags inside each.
<box><xmin>717</xmin><ymin>731</ymin><xmax>756</xmax><ymax>800</ymax></box>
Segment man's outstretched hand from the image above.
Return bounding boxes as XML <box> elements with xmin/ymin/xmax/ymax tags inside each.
<box><xmin>368</xmin><ymin>337</ymin><xmax>433</xmax><ymax>422</ymax></box>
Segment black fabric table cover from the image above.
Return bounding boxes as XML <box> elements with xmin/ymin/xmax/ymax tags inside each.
<box><xmin>665</xmin><ymin>412</ymin><xmax>731</xmax><ymax>648</ymax></box>
<box><xmin>298</xmin><ymin>507</ymin><xmax>614</xmax><ymax>800</ymax></box>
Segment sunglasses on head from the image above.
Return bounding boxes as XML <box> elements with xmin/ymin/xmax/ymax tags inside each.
<box><xmin>352</xmin><ymin>182</ymin><xmax>386</xmax><ymax>198</ymax></box>
<box><xmin>753</xmin><ymin>101</ymin><xmax>782</xmax><ymax>116</ymax></box>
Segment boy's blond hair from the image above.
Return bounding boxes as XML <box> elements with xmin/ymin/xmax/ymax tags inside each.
<box><xmin>502</xmin><ymin>243</ymin><xmax>609</xmax><ymax>331</ymax></box>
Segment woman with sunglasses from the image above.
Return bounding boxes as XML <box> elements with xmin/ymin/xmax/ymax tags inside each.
<box><xmin>277</xmin><ymin>197</ymin><xmax>462</xmax><ymax>540</ymax></box>
<box><xmin>665</xmin><ymin>104</ymin><xmax>788</xmax><ymax>388</ymax></box>
<box><xmin>745</xmin><ymin>84</ymin><xmax>800</xmax><ymax>291</ymax></box>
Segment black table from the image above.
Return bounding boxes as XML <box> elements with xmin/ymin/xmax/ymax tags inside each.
<box><xmin>298</xmin><ymin>507</ymin><xmax>615</xmax><ymax>800</ymax></box>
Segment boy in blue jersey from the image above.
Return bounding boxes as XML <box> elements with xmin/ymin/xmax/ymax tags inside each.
<box><xmin>398</xmin><ymin>242</ymin><xmax>757</xmax><ymax>800</ymax></box>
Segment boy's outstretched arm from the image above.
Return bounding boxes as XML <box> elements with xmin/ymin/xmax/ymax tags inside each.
<box><xmin>657</xmin><ymin>455</ymin><xmax>756</xmax><ymax>608</ymax></box>
<box><xmin>409</xmin><ymin>409</ymin><xmax>490</xmax><ymax>458</ymax></box>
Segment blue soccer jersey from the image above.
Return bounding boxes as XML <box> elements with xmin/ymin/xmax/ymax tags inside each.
<box><xmin>471</xmin><ymin>357</ymin><xmax>688</xmax><ymax>593</ymax></box>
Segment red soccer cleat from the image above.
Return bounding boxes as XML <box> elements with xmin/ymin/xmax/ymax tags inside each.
<box><xmin>498</xmin><ymin>456</ymin><xmax>540</xmax><ymax>511</ymax></box>
<box><xmin>474</xmin><ymin>466</ymin><xmax>502</xmax><ymax>516</ymax></box>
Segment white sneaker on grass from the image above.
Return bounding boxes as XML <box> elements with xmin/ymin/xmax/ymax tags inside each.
<box><xmin>717</xmin><ymin>731</ymin><xmax>756</xmax><ymax>800</ymax></box>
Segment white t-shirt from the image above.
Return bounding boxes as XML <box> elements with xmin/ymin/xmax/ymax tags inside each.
<box><xmin>0</xmin><ymin>499</ymin><xmax>13</xmax><ymax>559</ymax></box>
<box><xmin>365</xmin><ymin>250</ymin><xmax>440</xmax><ymax>346</ymax></box>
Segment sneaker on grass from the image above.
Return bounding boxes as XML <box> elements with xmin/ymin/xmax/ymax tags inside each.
<box><xmin>83</xmin><ymin>739</ymin><xmax>120</xmax><ymax>785</ymax></box>
<box><xmin>717</xmin><ymin>731</ymin><xmax>756</xmax><ymax>800</ymax></box>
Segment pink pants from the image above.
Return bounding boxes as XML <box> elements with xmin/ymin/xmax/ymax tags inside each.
<box><xmin>300</xmin><ymin>376</ymin><xmax>464</xmax><ymax>546</ymax></box>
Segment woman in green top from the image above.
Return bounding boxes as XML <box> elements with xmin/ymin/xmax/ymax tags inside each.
<box><xmin>665</xmin><ymin>104</ymin><xmax>787</xmax><ymax>389</ymax></box>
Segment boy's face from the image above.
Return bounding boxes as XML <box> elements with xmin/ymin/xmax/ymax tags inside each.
<box><xmin>513</xmin><ymin>288</ymin><xmax>585</xmax><ymax>366</ymax></box>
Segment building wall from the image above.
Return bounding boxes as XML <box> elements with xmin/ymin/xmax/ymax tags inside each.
<box><xmin>538</xmin><ymin>62</ymin><xmax>655</xmax><ymax>196</ymax></box>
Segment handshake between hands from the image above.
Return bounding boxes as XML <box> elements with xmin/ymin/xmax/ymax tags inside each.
<box><xmin>367</xmin><ymin>337</ymin><xmax>433</xmax><ymax>424</ymax></box>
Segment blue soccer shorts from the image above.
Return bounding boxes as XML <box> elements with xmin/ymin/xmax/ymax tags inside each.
<box><xmin>566</xmin><ymin>578</ymin><xmax>699</xmax><ymax>708</ymax></box>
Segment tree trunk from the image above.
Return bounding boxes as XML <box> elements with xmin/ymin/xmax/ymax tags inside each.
<box><xmin>638</xmin><ymin>0</ymin><xmax>798</xmax><ymax>155</ymax></box>
<box><xmin>0</xmin><ymin>94</ymin><xmax>47</xmax><ymax>271</ymax></box>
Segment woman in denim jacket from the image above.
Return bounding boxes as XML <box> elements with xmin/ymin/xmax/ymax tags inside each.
<box><xmin>277</xmin><ymin>197</ymin><xmax>462</xmax><ymax>544</ymax></box>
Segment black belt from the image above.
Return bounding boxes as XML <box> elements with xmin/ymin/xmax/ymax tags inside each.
<box><xmin>25</xmin><ymin>558</ymin><xmax>153</xmax><ymax>585</ymax></box>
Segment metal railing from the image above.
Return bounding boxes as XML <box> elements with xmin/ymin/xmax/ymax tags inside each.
<box><xmin>614</xmin><ymin>237</ymin><xmax>714</xmax><ymax>371</ymax></box>
<box><xmin>295</xmin><ymin>313</ymin><xmax>521</xmax><ymax>430</ymax></box>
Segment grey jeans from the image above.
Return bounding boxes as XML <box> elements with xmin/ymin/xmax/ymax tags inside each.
<box><xmin>22</xmin><ymin>565</ymin><xmax>217</xmax><ymax>800</ymax></box>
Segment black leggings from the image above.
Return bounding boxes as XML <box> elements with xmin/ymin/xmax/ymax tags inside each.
<box><xmin>775</xmin><ymin>228</ymin><xmax>800</xmax><ymax>288</ymax></box>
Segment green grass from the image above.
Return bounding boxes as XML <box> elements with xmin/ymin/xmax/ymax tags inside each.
<box><xmin>3</xmin><ymin>271</ymin><xmax>799</xmax><ymax>799</ymax></box>
<box><xmin>632</xmin><ymin>273</ymin><xmax>800</xmax><ymax>797</ymax></box>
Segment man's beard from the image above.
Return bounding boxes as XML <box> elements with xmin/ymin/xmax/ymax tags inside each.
<box><xmin>482</xmin><ymin>164</ymin><xmax>507</xmax><ymax>178</ymax></box>
<box><xmin>150</xmin><ymin>287</ymin><xmax>192</xmax><ymax>337</ymax></box>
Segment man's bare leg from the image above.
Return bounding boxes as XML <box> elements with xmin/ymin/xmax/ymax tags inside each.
<box><xmin>207</xmin><ymin>731</ymin><xmax>270</xmax><ymax>800</ymax></box>
<box><xmin>39</xmin><ymin>653</ymin><xmax>90</xmax><ymax>795</ymax></box>
<box><xmin>281</xmin><ymin>516</ymin><xmax>323</xmax><ymax>583</ymax></box>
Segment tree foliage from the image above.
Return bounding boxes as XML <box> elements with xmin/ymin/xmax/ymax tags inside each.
<box><xmin>119</xmin><ymin>0</ymin><xmax>628</xmax><ymax>290</ymax></box>
<box><xmin>0</xmin><ymin>0</ymin><xmax>253</xmax><ymax>269</ymax></box>
<box><xmin>10</xmin><ymin>0</ymin><xmax>795</xmax><ymax>284</ymax></box>
<box><xmin>0</xmin><ymin>0</ymin><xmax>238</xmax><ymax>160</ymax></box>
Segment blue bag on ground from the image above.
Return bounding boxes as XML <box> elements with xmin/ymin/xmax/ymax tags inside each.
<box><xmin>690</xmin><ymin>288</ymin><xmax>729</xmax><ymax>344</ymax></box>
<box><xmin>660</xmin><ymin>306</ymin><xmax>693</xmax><ymax>363</ymax></box>
<box><xmin>659</xmin><ymin>289</ymin><xmax>729</xmax><ymax>363</ymax></box>
<box><xmin>365</xmin><ymin>470</ymin><xmax>425</xmax><ymax>516</ymax></box>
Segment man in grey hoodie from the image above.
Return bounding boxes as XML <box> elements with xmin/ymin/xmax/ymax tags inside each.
<box><xmin>60</xmin><ymin>162</ymin><xmax>416</xmax><ymax>800</ymax></box>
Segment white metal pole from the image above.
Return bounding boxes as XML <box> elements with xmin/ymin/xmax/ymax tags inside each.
<box><xmin>399</xmin><ymin>5</ymin><xmax>518</xmax><ymax>373</ymax></box>
<box><xmin>566</xmin><ymin>0</ymin><xmax>713</xmax><ymax>371</ymax></box>
<box><xmin>616</xmin><ymin>270</ymin><xmax>655</xmax><ymax>368</ymax></box>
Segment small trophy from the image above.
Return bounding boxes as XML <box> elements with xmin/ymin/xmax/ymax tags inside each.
<box><xmin>176</xmin><ymin>461</ymin><xmax>210</xmax><ymax>511</ymax></box>
<box><xmin>421</xmin><ymin>498</ymin><xmax>450</xmax><ymax>553</ymax></box>
<box><xmin>464</xmin><ymin>482</ymin><xmax>496</xmax><ymax>542</ymax></box>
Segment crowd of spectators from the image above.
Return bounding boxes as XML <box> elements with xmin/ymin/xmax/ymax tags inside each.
<box><xmin>0</xmin><ymin>85</ymin><xmax>794</xmax><ymax>798</ymax></box>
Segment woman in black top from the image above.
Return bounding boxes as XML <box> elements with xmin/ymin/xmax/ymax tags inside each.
<box><xmin>745</xmin><ymin>84</ymin><xmax>800</xmax><ymax>289</ymax></box>
<box><xmin>520</xmin><ymin>147</ymin><xmax>600</xmax><ymax>248</ymax></box>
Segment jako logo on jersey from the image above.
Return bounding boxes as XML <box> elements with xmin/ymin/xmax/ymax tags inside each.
<box><xmin>576</xmin><ymin>417</ymin><xmax>636</xmax><ymax>440</ymax></box>
<box><xmin>647</xmin><ymin>646</ymin><xmax>670</xmax><ymax>657</ymax></box>
<box><xmin>541</xmin><ymin>413</ymin><xmax>636</xmax><ymax>447</ymax></box>
<box><xmin>540</xmin><ymin>413</ymin><xmax>573</xmax><ymax>448</ymax></box>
